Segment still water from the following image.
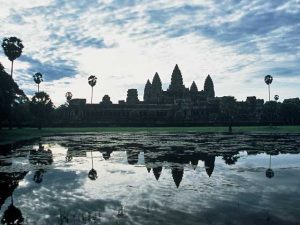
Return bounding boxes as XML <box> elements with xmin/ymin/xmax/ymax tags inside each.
<box><xmin>0</xmin><ymin>133</ymin><xmax>300</xmax><ymax>225</ymax></box>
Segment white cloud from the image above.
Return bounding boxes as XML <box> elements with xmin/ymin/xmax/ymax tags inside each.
<box><xmin>0</xmin><ymin>0</ymin><xmax>299</xmax><ymax>106</ymax></box>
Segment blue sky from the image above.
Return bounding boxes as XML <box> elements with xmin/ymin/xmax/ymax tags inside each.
<box><xmin>0</xmin><ymin>0</ymin><xmax>299</xmax><ymax>105</ymax></box>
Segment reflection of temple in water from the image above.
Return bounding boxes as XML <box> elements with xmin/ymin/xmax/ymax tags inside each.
<box><xmin>66</xmin><ymin>145</ymin><xmax>218</xmax><ymax>188</ymax></box>
<box><xmin>126</xmin><ymin>149</ymin><xmax>140</xmax><ymax>165</ymax></box>
<box><xmin>129</xmin><ymin>148</ymin><xmax>217</xmax><ymax>188</ymax></box>
<box><xmin>100</xmin><ymin>147</ymin><xmax>114</xmax><ymax>160</ymax></box>
<box><xmin>1</xmin><ymin>137</ymin><xmax>289</xmax><ymax>223</ymax></box>
<box><xmin>29</xmin><ymin>144</ymin><xmax>53</xmax><ymax>184</ymax></box>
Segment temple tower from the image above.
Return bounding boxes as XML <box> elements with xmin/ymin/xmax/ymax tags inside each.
<box><xmin>190</xmin><ymin>81</ymin><xmax>198</xmax><ymax>93</ymax></box>
<box><xmin>168</xmin><ymin>64</ymin><xmax>184</xmax><ymax>92</ymax></box>
<box><xmin>150</xmin><ymin>72</ymin><xmax>162</xmax><ymax>103</ymax></box>
<box><xmin>168</xmin><ymin>64</ymin><xmax>186</xmax><ymax>100</ymax></box>
<box><xmin>204</xmin><ymin>75</ymin><xmax>215</xmax><ymax>99</ymax></box>
<box><xmin>126</xmin><ymin>89</ymin><xmax>139</xmax><ymax>104</ymax></box>
<box><xmin>100</xmin><ymin>95</ymin><xmax>112</xmax><ymax>105</ymax></box>
<box><xmin>143</xmin><ymin>79</ymin><xmax>152</xmax><ymax>102</ymax></box>
<box><xmin>190</xmin><ymin>81</ymin><xmax>198</xmax><ymax>104</ymax></box>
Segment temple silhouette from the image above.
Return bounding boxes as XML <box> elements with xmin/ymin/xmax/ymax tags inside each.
<box><xmin>59</xmin><ymin>64</ymin><xmax>265</xmax><ymax>126</ymax></box>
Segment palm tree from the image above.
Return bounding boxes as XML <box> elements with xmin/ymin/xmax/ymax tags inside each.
<box><xmin>88</xmin><ymin>75</ymin><xmax>97</xmax><ymax>104</ymax></box>
<box><xmin>264</xmin><ymin>75</ymin><xmax>273</xmax><ymax>101</ymax></box>
<box><xmin>33</xmin><ymin>72</ymin><xmax>43</xmax><ymax>93</ymax></box>
<box><xmin>1</xmin><ymin>37</ymin><xmax>24</xmax><ymax>78</ymax></box>
<box><xmin>65</xmin><ymin>92</ymin><xmax>73</xmax><ymax>122</ymax></box>
<box><xmin>65</xmin><ymin>92</ymin><xmax>73</xmax><ymax>102</ymax></box>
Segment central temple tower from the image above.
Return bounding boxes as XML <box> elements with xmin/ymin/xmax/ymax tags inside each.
<box><xmin>142</xmin><ymin>64</ymin><xmax>215</xmax><ymax>104</ymax></box>
<box><xmin>167</xmin><ymin>64</ymin><xmax>186</xmax><ymax>99</ymax></box>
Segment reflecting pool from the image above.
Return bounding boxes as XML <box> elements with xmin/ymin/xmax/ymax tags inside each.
<box><xmin>0</xmin><ymin>133</ymin><xmax>300</xmax><ymax>225</ymax></box>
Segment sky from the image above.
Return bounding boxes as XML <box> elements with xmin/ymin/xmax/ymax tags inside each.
<box><xmin>0</xmin><ymin>0</ymin><xmax>300</xmax><ymax>106</ymax></box>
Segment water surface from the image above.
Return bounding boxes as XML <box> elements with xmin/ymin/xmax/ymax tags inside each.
<box><xmin>0</xmin><ymin>133</ymin><xmax>300</xmax><ymax>225</ymax></box>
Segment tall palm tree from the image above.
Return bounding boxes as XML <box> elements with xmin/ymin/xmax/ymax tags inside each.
<box><xmin>33</xmin><ymin>72</ymin><xmax>43</xmax><ymax>93</ymax></box>
<box><xmin>1</xmin><ymin>37</ymin><xmax>24</xmax><ymax>78</ymax></box>
<box><xmin>88</xmin><ymin>75</ymin><xmax>97</xmax><ymax>104</ymax></box>
<box><xmin>65</xmin><ymin>92</ymin><xmax>73</xmax><ymax>102</ymax></box>
<box><xmin>264</xmin><ymin>75</ymin><xmax>273</xmax><ymax>101</ymax></box>
<box><xmin>65</xmin><ymin>92</ymin><xmax>73</xmax><ymax>121</ymax></box>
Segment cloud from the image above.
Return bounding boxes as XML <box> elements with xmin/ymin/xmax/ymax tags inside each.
<box><xmin>0</xmin><ymin>0</ymin><xmax>299</xmax><ymax>105</ymax></box>
<box><xmin>20</xmin><ymin>55</ymin><xmax>78</xmax><ymax>81</ymax></box>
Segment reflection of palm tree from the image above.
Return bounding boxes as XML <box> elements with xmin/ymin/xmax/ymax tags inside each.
<box><xmin>33</xmin><ymin>169</ymin><xmax>45</xmax><ymax>183</ymax></box>
<box><xmin>65</xmin><ymin>149</ymin><xmax>73</xmax><ymax>162</ymax></box>
<box><xmin>1</xmin><ymin>191</ymin><xmax>23</xmax><ymax>225</ymax></box>
<box><xmin>88</xmin><ymin>75</ymin><xmax>97</xmax><ymax>104</ymax></box>
<box><xmin>1</xmin><ymin>202</ymin><xmax>23</xmax><ymax>225</ymax></box>
<box><xmin>1</xmin><ymin>37</ymin><xmax>24</xmax><ymax>78</ymax></box>
<box><xmin>88</xmin><ymin>151</ymin><xmax>97</xmax><ymax>180</ymax></box>
<box><xmin>265</xmin><ymin>155</ymin><xmax>274</xmax><ymax>179</ymax></box>
<box><xmin>33</xmin><ymin>72</ymin><xmax>43</xmax><ymax>93</ymax></box>
<box><xmin>264</xmin><ymin>75</ymin><xmax>273</xmax><ymax>101</ymax></box>
<box><xmin>117</xmin><ymin>205</ymin><xmax>125</xmax><ymax>217</ymax></box>
<box><xmin>222</xmin><ymin>153</ymin><xmax>239</xmax><ymax>165</ymax></box>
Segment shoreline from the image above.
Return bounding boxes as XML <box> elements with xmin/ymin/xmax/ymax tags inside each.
<box><xmin>1</xmin><ymin>126</ymin><xmax>300</xmax><ymax>146</ymax></box>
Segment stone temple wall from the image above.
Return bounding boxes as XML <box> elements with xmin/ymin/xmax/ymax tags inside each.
<box><xmin>58</xmin><ymin>97</ymin><xmax>264</xmax><ymax>126</ymax></box>
<box><xmin>58</xmin><ymin>65</ymin><xmax>265</xmax><ymax>126</ymax></box>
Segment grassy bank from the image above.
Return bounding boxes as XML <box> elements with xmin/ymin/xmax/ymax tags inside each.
<box><xmin>1</xmin><ymin>126</ymin><xmax>300</xmax><ymax>145</ymax></box>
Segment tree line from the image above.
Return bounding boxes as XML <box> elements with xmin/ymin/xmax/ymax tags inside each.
<box><xmin>0</xmin><ymin>36</ymin><xmax>99</xmax><ymax>129</ymax></box>
<box><xmin>0</xmin><ymin>36</ymin><xmax>299</xmax><ymax>129</ymax></box>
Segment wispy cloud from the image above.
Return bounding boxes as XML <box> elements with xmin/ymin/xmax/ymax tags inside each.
<box><xmin>0</xmin><ymin>0</ymin><xmax>299</xmax><ymax>105</ymax></box>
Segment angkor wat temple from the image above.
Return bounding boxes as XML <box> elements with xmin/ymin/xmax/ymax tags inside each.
<box><xmin>62</xmin><ymin>64</ymin><xmax>264</xmax><ymax>126</ymax></box>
